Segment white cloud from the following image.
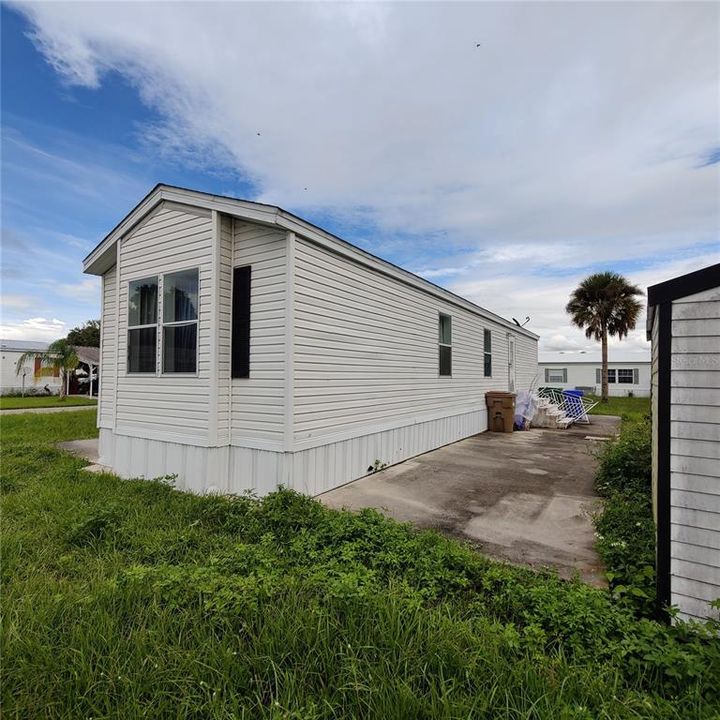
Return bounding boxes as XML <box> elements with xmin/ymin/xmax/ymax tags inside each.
<box><xmin>0</xmin><ymin>317</ymin><xmax>67</xmax><ymax>341</ymax></box>
<box><xmin>8</xmin><ymin>1</ymin><xmax>719</xmax><ymax>345</ymax></box>
<box><xmin>13</xmin><ymin>2</ymin><xmax>718</xmax><ymax>245</ymax></box>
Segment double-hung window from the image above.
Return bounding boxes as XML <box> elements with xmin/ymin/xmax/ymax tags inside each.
<box><xmin>546</xmin><ymin>368</ymin><xmax>567</xmax><ymax>383</ymax></box>
<box><xmin>438</xmin><ymin>313</ymin><xmax>452</xmax><ymax>376</ymax></box>
<box><xmin>483</xmin><ymin>329</ymin><xmax>492</xmax><ymax>377</ymax></box>
<box><xmin>127</xmin><ymin>277</ymin><xmax>158</xmax><ymax>373</ymax></box>
<box><xmin>617</xmin><ymin>368</ymin><xmax>636</xmax><ymax>384</ymax></box>
<box><xmin>163</xmin><ymin>269</ymin><xmax>199</xmax><ymax>373</ymax></box>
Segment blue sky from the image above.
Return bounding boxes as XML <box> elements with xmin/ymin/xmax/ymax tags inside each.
<box><xmin>1</xmin><ymin>2</ymin><xmax>718</xmax><ymax>351</ymax></box>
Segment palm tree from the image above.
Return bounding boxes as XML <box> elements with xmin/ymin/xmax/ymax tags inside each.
<box><xmin>15</xmin><ymin>339</ymin><xmax>79</xmax><ymax>400</ymax></box>
<box><xmin>566</xmin><ymin>272</ymin><xmax>643</xmax><ymax>402</ymax></box>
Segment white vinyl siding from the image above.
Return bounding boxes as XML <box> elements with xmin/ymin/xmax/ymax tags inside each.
<box><xmin>99</xmin><ymin>265</ymin><xmax>117</xmax><ymax>428</ymax></box>
<box><xmin>668</xmin><ymin>285</ymin><xmax>720</xmax><ymax>621</ymax></box>
<box><xmin>292</xmin><ymin>237</ymin><xmax>537</xmax><ymax>444</ymax></box>
<box><xmin>230</xmin><ymin>221</ymin><xmax>287</xmax><ymax>446</ymax></box>
<box><xmin>537</xmin><ymin>361</ymin><xmax>651</xmax><ymax>397</ymax></box>
<box><xmin>115</xmin><ymin>201</ymin><xmax>213</xmax><ymax>443</ymax></box>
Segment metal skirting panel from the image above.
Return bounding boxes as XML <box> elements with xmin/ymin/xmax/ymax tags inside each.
<box><xmin>98</xmin><ymin>407</ymin><xmax>487</xmax><ymax>495</ymax></box>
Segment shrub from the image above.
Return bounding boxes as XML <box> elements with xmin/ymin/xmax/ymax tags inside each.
<box><xmin>593</xmin><ymin>420</ymin><xmax>656</xmax><ymax>615</ymax></box>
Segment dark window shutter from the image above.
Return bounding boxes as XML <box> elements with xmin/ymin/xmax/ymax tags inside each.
<box><xmin>545</xmin><ymin>368</ymin><xmax>550</xmax><ymax>382</ymax></box>
<box><xmin>232</xmin><ymin>266</ymin><xmax>251</xmax><ymax>378</ymax></box>
<box><xmin>562</xmin><ymin>368</ymin><xmax>567</xmax><ymax>383</ymax></box>
<box><xmin>596</xmin><ymin>368</ymin><xmax>602</xmax><ymax>384</ymax></box>
<box><xmin>633</xmin><ymin>368</ymin><xmax>639</xmax><ymax>384</ymax></box>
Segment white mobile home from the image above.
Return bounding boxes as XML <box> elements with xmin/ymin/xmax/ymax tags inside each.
<box><xmin>647</xmin><ymin>263</ymin><xmax>720</xmax><ymax>622</ymax></box>
<box><xmin>83</xmin><ymin>185</ymin><xmax>538</xmax><ymax>495</ymax></box>
<box><xmin>538</xmin><ymin>352</ymin><xmax>651</xmax><ymax>397</ymax></box>
<box><xmin>0</xmin><ymin>340</ymin><xmax>62</xmax><ymax>395</ymax></box>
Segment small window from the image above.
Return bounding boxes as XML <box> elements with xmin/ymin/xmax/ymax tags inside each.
<box><xmin>617</xmin><ymin>368</ymin><xmax>634</xmax><ymax>384</ymax></box>
<box><xmin>127</xmin><ymin>276</ymin><xmax>158</xmax><ymax>373</ymax></box>
<box><xmin>163</xmin><ymin>269</ymin><xmax>199</xmax><ymax>373</ymax></box>
<box><xmin>607</xmin><ymin>369</ymin><xmax>617</xmax><ymax>384</ymax></box>
<box><xmin>483</xmin><ymin>329</ymin><xmax>492</xmax><ymax>377</ymax></box>
<box><xmin>438</xmin><ymin>313</ymin><xmax>452</xmax><ymax>376</ymax></box>
<box><xmin>546</xmin><ymin>368</ymin><xmax>567</xmax><ymax>384</ymax></box>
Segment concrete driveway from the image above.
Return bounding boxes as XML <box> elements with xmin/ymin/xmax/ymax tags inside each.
<box><xmin>320</xmin><ymin>417</ymin><xmax>620</xmax><ymax>586</ymax></box>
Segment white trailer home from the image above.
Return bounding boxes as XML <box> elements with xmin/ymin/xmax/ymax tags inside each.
<box><xmin>538</xmin><ymin>352</ymin><xmax>651</xmax><ymax>397</ymax></box>
<box><xmin>83</xmin><ymin>185</ymin><xmax>538</xmax><ymax>495</ymax></box>
<box><xmin>1</xmin><ymin>340</ymin><xmax>63</xmax><ymax>395</ymax></box>
<box><xmin>647</xmin><ymin>263</ymin><xmax>720</xmax><ymax>622</ymax></box>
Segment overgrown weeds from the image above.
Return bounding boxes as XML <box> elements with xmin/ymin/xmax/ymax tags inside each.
<box><xmin>2</xmin><ymin>410</ymin><xmax>719</xmax><ymax>718</ymax></box>
<box><xmin>593</xmin><ymin>419</ymin><xmax>657</xmax><ymax>615</ymax></box>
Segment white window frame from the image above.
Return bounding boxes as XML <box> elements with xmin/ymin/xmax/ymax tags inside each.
<box><xmin>617</xmin><ymin>368</ymin><xmax>635</xmax><ymax>384</ymax></box>
<box><xmin>126</xmin><ymin>275</ymin><xmax>158</xmax><ymax>375</ymax></box>
<box><xmin>547</xmin><ymin>368</ymin><xmax>567</xmax><ymax>384</ymax></box>
<box><xmin>161</xmin><ymin>268</ymin><xmax>200</xmax><ymax>376</ymax></box>
<box><xmin>125</xmin><ymin>269</ymin><xmax>200</xmax><ymax>377</ymax></box>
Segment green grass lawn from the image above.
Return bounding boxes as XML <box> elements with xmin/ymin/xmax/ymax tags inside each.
<box><xmin>0</xmin><ymin>395</ymin><xmax>97</xmax><ymax>410</ymax></box>
<box><xmin>2</xmin><ymin>411</ymin><xmax>718</xmax><ymax>718</ymax></box>
<box><xmin>587</xmin><ymin>395</ymin><xmax>650</xmax><ymax>423</ymax></box>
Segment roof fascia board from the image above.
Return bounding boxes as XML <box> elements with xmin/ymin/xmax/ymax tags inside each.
<box><xmin>647</xmin><ymin>263</ymin><xmax>720</xmax><ymax>308</ymax></box>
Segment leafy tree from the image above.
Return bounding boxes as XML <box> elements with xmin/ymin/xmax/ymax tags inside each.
<box><xmin>66</xmin><ymin>319</ymin><xmax>100</xmax><ymax>347</ymax></box>
<box><xmin>15</xmin><ymin>339</ymin><xmax>79</xmax><ymax>400</ymax></box>
<box><xmin>566</xmin><ymin>272</ymin><xmax>643</xmax><ymax>402</ymax></box>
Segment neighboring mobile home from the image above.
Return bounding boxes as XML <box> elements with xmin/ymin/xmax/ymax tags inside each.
<box><xmin>647</xmin><ymin>263</ymin><xmax>720</xmax><ymax>621</ymax></box>
<box><xmin>538</xmin><ymin>351</ymin><xmax>651</xmax><ymax>397</ymax></box>
<box><xmin>0</xmin><ymin>340</ymin><xmax>62</xmax><ymax>395</ymax></box>
<box><xmin>83</xmin><ymin>184</ymin><xmax>538</xmax><ymax>495</ymax></box>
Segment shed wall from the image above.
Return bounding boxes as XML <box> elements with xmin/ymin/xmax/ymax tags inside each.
<box><xmin>668</xmin><ymin>285</ymin><xmax>720</xmax><ymax>621</ymax></box>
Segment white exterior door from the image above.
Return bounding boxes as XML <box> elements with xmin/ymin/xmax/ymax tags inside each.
<box><xmin>507</xmin><ymin>335</ymin><xmax>516</xmax><ymax>392</ymax></box>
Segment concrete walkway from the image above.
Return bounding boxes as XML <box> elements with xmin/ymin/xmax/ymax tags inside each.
<box><xmin>321</xmin><ymin>417</ymin><xmax>620</xmax><ymax>586</ymax></box>
<box><xmin>1</xmin><ymin>404</ymin><xmax>96</xmax><ymax>415</ymax></box>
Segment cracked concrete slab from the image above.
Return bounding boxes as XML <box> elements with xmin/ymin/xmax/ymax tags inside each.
<box><xmin>320</xmin><ymin>417</ymin><xmax>620</xmax><ymax>586</ymax></box>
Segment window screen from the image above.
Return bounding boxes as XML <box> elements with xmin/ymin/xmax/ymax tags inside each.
<box><xmin>127</xmin><ymin>277</ymin><xmax>158</xmax><ymax>373</ymax></box>
<box><xmin>438</xmin><ymin>314</ymin><xmax>452</xmax><ymax>376</ymax></box>
<box><xmin>617</xmin><ymin>368</ymin><xmax>634</xmax><ymax>384</ymax></box>
<box><xmin>232</xmin><ymin>266</ymin><xmax>251</xmax><ymax>378</ymax></box>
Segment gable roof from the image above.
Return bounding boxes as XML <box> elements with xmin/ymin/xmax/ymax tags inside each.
<box><xmin>83</xmin><ymin>184</ymin><xmax>539</xmax><ymax>340</ymax></box>
<box><xmin>646</xmin><ymin>262</ymin><xmax>720</xmax><ymax>336</ymax></box>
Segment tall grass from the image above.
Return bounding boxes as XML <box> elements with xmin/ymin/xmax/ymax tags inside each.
<box><xmin>2</xmin><ymin>410</ymin><xmax>718</xmax><ymax>719</ymax></box>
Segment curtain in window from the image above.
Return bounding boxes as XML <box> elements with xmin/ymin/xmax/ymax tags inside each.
<box><xmin>164</xmin><ymin>270</ymin><xmax>198</xmax><ymax>323</ymax></box>
<box><xmin>163</xmin><ymin>324</ymin><xmax>197</xmax><ymax>373</ymax></box>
